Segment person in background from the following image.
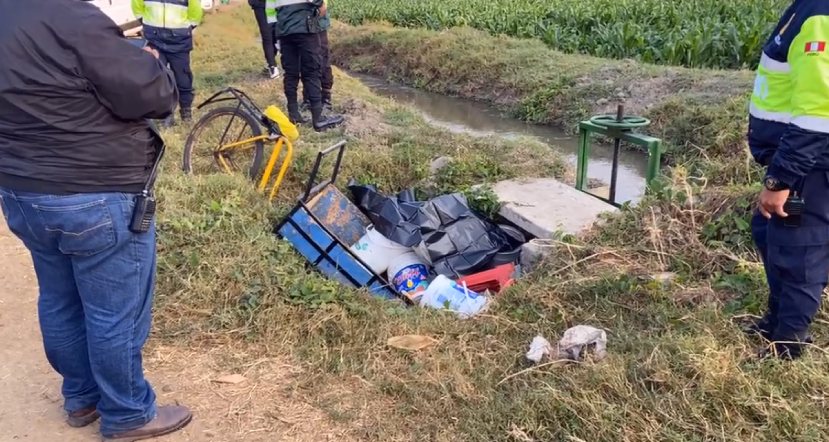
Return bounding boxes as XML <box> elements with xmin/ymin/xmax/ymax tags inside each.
<box><xmin>132</xmin><ymin>0</ymin><xmax>204</xmax><ymax>126</ymax></box>
<box><xmin>301</xmin><ymin>0</ymin><xmax>333</xmax><ymax>112</ymax></box>
<box><xmin>249</xmin><ymin>0</ymin><xmax>280</xmax><ymax>79</ymax></box>
<box><xmin>747</xmin><ymin>0</ymin><xmax>829</xmax><ymax>360</ymax></box>
<box><xmin>268</xmin><ymin>0</ymin><xmax>343</xmax><ymax>130</ymax></box>
<box><xmin>0</xmin><ymin>0</ymin><xmax>192</xmax><ymax>440</ymax></box>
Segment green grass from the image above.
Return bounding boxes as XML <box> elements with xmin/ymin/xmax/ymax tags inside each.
<box><xmin>331</xmin><ymin>0</ymin><xmax>788</xmax><ymax>69</ymax></box>
<box><xmin>155</xmin><ymin>5</ymin><xmax>569</xmax><ymax>336</ymax></box>
<box><xmin>149</xmin><ymin>5</ymin><xmax>829</xmax><ymax>442</ymax></box>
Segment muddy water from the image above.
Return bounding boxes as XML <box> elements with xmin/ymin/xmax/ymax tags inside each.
<box><xmin>354</xmin><ymin>74</ymin><xmax>651</xmax><ymax>203</ymax></box>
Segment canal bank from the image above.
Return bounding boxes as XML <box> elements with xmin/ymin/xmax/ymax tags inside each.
<box><xmin>353</xmin><ymin>73</ymin><xmax>650</xmax><ymax>204</ymax></box>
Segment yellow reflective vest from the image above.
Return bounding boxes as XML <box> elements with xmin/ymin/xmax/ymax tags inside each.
<box><xmin>749</xmin><ymin>0</ymin><xmax>829</xmax><ymax>186</ymax></box>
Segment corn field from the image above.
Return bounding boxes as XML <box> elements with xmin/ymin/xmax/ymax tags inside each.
<box><xmin>332</xmin><ymin>0</ymin><xmax>789</xmax><ymax>69</ymax></box>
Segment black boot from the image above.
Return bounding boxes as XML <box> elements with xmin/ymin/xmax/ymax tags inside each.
<box><xmin>180</xmin><ymin>108</ymin><xmax>192</xmax><ymax>122</ymax></box>
<box><xmin>288</xmin><ymin>103</ymin><xmax>307</xmax><ymax>125</ymax></box>
<box><xmin>311</xmin><ymin>105</ymin><xmax>343</xmax><ymax>132</ymax></box>
<box><xmin>754</xmin><ymin>331</ymin><xmax>813</xmax><ymax>361</ymax></box>
<box><xmin>741</xmin><ymin>314</ymin><xmax>774</xmax><ymax>340</ymax></box>
<box><xmin>322</xmin><ymin>89</ymin><xmax>333</xmax><ymax>112</ymax></box>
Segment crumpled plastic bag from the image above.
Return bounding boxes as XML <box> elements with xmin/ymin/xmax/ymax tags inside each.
<box><xmin>526</xmin><ymin>335</ymin><xmax>554</xmax><ymax>363</ymax></box>
<box><xmin>558</xmin><ymin>325</ymin><xmax>607</xmax><ymax>361</ymax></box>
<box><xmin>348</xmin><ymin>181</ymin><xmax>511</xmax><ymax>278</ymax></box>
<box><xmin>525</xmin><ymin>325</ymin><xmax>608</xmax><ymax>363</ymax></box>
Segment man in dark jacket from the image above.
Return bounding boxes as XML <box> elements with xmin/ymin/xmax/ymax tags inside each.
<box><xmin>132</xmin><ymin>0</ymin><xmax>204</xmax><ymax>126</ymax></box>
<box><xmin>267</xmin><ymin>0</ymin><xmax>343</xmax><ymax>130</ymax></box>
<box><xmin>249</xmin><ymin>0</ymin><xmax>280</xmax><ymax>79</ymax></box>
<box><xmin>0</xmin><ymin>0</ymin><xmax>192</xmax><ymax>439</ymax></box>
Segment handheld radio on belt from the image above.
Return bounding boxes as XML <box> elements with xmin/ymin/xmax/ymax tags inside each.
<box><xmin>783</xmin><ymin>176</ymin><xmax>806</xmax><ymax>228</ymax></box>
<box><xmin>129</xmin><ymin>122</ymin><xmax>166</xmax><ymax>234</ymax></box>
<box><xmin>784</xmin><ymin>192</ymin><xmax>804</xmax><ymax>228</ymax></box>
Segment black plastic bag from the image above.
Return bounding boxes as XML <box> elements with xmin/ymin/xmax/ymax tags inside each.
<box><xmin>348</xmin><ymin>182</ymin><xmax>422</xmax><ymax>246</ymax></box>
<box><xmin>348</xmin><ymin>181</ymin><xmax>512</xmax><ymax>278</ymax></box>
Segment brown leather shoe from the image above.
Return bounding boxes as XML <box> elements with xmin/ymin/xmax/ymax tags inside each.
<box><xmin>67</xmin><ymin>405</ymin><xmax>100</xmax><ymax>428</ymax></box>
<box><xmin>103</xmin><ymin>405</ymin><xmax>192</xmax><ymax>442</ymax></box>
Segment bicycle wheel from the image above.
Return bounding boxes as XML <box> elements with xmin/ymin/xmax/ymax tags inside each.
<box><xmin>182</xmin><ymin>106</ymin><xmax>266</xmax><ymax>180</ymax></box>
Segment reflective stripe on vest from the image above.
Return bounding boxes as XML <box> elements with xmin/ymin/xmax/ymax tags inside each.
<box><xmin>750</xmin><ymin>52</ymin><xmax>793</xmax><ymax>123</ymax></box>
<box><xmin>274</xmin><ymin>0</ymin><xmax>310</xmax><ymax>6</ymax></box>
<box><xmin>791</xmin><ymin>115</ymin><xmax>829</xmax><ymax>133</ymax></box>
<box><xmin>266</xmin><ymin>0</ymin><xmax>277</xmax><ymax>23</ymax></box>
<box><xmin>750</xmin><ymin>103</ymin><xmax>791</xmax><ymax>124</ymax></box>
<box><xmin>143</xmin><ymin>0</ymin><xmax>192</xmax><ymax>29</ymax></box>
<box><xmin>268</xmin><ymin>0</ymin><xmax>310</xmax><ymax>23</ymax></box>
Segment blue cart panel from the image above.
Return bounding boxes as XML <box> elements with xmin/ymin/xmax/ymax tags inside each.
<box><xmin>274</xmin><ymin>141</ymin><xmax>400</xmax><ymax>301</ymax></box>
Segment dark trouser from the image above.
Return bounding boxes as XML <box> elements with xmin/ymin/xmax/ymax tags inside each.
<box><xmin>303</xmin><ymin>30</ymin><xmax>333</xmax><ymax>102</ymax></box>
<box><xmin>752</xmin><ymin>169</ymin><xmax>829</xmax><ymax>355</ymax></box>
<box><xmin>280</xmin><ymin>33</ymin><xmax>323</xmax><ymax>109</ymax></box>
<box><xmin>158</xmin><ymin>50</ymin><xmax>194</xmax><ymax>110</ymax></box>
<box><xmin>0</xmin><ymin>190</ymin><xmax>157</xmax><ymax>435</ymax></box>
<box><xmin>320</xmin><ymin>31</ymin><xmax>333</xmax><ymax>94</ymax></box>
<box><xmin>252</xmin><ymin>6</ymin><xmax>277</xmax><ymax>67</ymax></box>
<box><xmin>751</xmin><ymin>210</ymin><xmax>782</xmax><ymax>332</ymax></box>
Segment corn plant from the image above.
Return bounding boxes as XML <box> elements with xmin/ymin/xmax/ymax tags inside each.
<box><xmin>332</xmin><ymin>0</ymin><xmax>789</xmax><ymax>69</ymax></box>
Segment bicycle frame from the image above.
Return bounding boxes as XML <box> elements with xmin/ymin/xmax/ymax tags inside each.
<box><xmin>197</xmin><ymin>87</ymin><xmax>293</xmax><ymax>201</ymax></box>
<box><xmin>214</xmin><ymin>134</ymin><xmax>293</xmax><ymax>202</ymax></box>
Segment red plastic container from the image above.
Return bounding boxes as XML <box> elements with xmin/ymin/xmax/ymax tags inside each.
<box><xmin>455</xmin><ymin>262</ymin><xmax>516</xmax><ymax>294</ymax></box>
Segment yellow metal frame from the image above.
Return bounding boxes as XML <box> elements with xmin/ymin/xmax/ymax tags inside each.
<box><xmin>214</xmin><ymin>134</ymin><xmax>293</xmax><ymax>201</ymax></box>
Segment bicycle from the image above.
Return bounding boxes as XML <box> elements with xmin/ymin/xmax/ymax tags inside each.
<box><xmin>182</xmin><ymin>87</ymin><xmax>298</xmax><ymax>201</ymax></box>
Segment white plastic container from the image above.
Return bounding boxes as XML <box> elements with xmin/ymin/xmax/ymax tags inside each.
<box><xmin>419</xmin><ymin>275</ymin><xmax>489</xmax><ymax>319</ymax></box>
<box><xmin>388</xmin><ymin>252</ymin><xmax>430</xmax><ymax>302</ymax></box>
<box><xmin>349</xmin><ymin>225</ymin><xmax>409</xmax><ymax>274</ymax></box>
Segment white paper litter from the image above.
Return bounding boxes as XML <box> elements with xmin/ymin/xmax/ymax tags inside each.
<box><xmin>525</xmin><ymin>335</ymin><xmax>554</xmax><ymax>363</ymax></box>
<box><xmin>525</xmin><ymin>325</ymin><xmax>608</xmax><ymax>363</ymax></box>
<box><xmin>557</xmin><ymin>325</ymin><xmax>607</xmax><ymax>361</ymax></box>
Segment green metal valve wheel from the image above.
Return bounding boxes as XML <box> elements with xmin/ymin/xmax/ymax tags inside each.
<box><xmin>589</xmin><ymin>114</ymin><xmax>650</xmax><ymax>129</ymax></box>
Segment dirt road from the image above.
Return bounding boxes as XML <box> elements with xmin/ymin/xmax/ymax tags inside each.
<box><xmin>0</xmin><ymin>218</ymin><xmax>352</xmax><ymax>442</ymax></box>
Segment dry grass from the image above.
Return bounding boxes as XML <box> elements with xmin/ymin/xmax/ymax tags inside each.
<box><xmin>142</xmin><ymin>340</ymin><xmax>359</xmax><ymax>442</ymax></box>
<box><xmin>148</xmin><ymin>5</ymin><xmax>829</xmax><ymax>442</ymax></box>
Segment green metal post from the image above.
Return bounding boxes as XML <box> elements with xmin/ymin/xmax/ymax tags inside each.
<box><xmin>575</xmin><ymin>117</ymin><xmax>663</xmax><ymax>204</ymax></box>
<box><xmin>575</xmin><ymin>126</ymin><xmax>589</xmax><ymax>192</ymax></box>
<box><xmin>645</xmin><ymin>139</ymin><xmax>662</xmax><ymax>186</ymax></box>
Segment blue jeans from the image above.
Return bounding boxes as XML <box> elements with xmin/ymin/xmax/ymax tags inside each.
<box><xmin>0</xmin><ymin>189</ymin><xmax>157</xmax><ymax>435</ymax></box>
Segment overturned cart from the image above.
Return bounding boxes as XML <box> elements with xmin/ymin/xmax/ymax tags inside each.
<box><xmin>273</xmin><ymin>141</ymin><xmax>397</xmax><ymax>299</ymax></box>
<box><xmin>274</xmin><ymin>141</ymin><xmax>523</xmax><ymax>310</ymax></box>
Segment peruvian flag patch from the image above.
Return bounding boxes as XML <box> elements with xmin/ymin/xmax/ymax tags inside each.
<box><xmin>805</xmin><ymin>41</ymin><xmax>826</xmax><ymax>52</ymax></box>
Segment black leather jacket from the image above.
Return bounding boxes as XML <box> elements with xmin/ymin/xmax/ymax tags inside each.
<box><xmin>0</xmin><ymin>0</ymin><xmax>177</xmax><ymax>194</ymax></box>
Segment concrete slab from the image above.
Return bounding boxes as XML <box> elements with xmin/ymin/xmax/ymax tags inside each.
<box><xmin>491</xmin><ymin>178</ymin><xmax>617</xmax><ymax>239</ymax></box>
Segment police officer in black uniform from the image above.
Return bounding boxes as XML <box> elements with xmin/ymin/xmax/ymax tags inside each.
<box><xmin>746</xmin><ymin>0</ymin><xmax>829</xmax><ymax>360</ymax></box>
<box><xmin>301</xmin><ymin>0</ymin><xmax>333</xmax><ymax>112</ymax></box>
<box><xmin>270</xmin><ymin>0</ymin><xmax>342</xmax><ymax>131</ymax></box>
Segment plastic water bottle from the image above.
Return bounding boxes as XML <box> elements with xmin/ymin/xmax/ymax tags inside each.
<box><xmin>419</xmin><ymin>275</ymin><xmax>488</xmax><ymax>319</ymax></box>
